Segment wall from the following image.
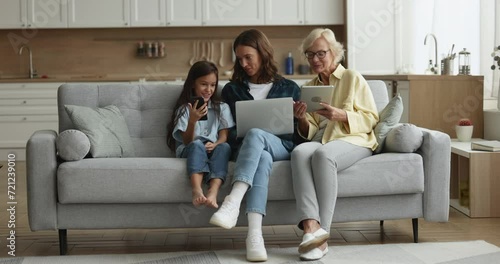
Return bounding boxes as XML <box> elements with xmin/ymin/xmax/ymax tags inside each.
<box><xmin>0</xmin><ymin>25</ymin><xmax>343</xmax><ymax>80</ymax></box>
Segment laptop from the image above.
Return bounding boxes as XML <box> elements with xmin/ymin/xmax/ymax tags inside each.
<box><xmin>300</xmin><ymin>85</ymin><xmax>335</xmax><ymax>111</ymax></box>
<box><xmin>235</xmin><ymin>97</ymin><xmax>294</xmax><ymax>138</ymax></box>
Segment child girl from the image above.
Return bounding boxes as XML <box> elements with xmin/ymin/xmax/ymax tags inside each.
<box><xmin>167</xmin><ymin>61</ymin><xmax>234</xmax><ymax>208</ymax></box>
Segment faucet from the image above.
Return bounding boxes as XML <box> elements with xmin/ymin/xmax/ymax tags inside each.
<box><xmin>18</xmin><ymin>45</ymin><xmax>36</xmax><ymax>79</ymax></box>
<box><xmin>424</xmin><ymin>34</ymin><xmax>438</xmax><ymax>74</ymax></box>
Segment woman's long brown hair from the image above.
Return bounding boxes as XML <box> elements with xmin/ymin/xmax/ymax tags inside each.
<box><xmin>231</xmin><ymin>29</ymin><xmax>281</xmax><ymax>85</ymax></box>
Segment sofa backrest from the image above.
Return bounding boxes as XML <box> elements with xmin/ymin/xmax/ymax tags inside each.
<box><xmin>366</xmin><ymin>80</ymin><xmax>389</xmax><ymax>113</ymax></box>
<box><xmin>58</xmin><ymin>83</ymin><xmax>183</xmax><ymax>157</ymax></box>
<box><xmin>58</xmin><ymin>80</ymin><xmax>388</xmax><ymax>158</ymax></box>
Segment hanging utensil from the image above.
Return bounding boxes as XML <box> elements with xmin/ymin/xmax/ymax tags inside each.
<box><xmin>219</xmin><ymin>42</ymin><xmax>225</xmax><ymax>67</ymax></box>
<box><xmin>189</xmin><ymin>40</ymin><xmax>197</xmax><ymax>66</ymax></box>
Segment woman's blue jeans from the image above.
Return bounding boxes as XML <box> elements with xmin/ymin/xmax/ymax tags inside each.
<box><xmin>180</xmin><ymin>140</ymin><xmax>231</xmax><ymax>184</ymax></box>
<box><xmin>233</xmin><ymin>128</ymin><xmax>291</xmax><ymax>216</ymax></box>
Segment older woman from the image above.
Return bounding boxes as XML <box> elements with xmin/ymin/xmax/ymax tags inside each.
<box><xmin>292</xmin><ymin>28</ymin><xmax>379</xmax><ymax>261</ymax></box>
<box><xmin>209</xmin><ymin>29</ymin><xmax>300</xmax><ymax>262</ymax></box>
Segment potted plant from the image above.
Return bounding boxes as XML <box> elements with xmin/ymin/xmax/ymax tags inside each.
<box><xmin>455</xmin><ymin>118</ymin><xmax>473</xmax><ymax>142</ymax></box>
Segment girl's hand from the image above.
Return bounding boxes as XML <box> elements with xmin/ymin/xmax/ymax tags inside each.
<box><xmin>188</xmin><ymin>101</ymin><xmax>208</xmax><ymax>122</ymax></box>
<box><xmin>315</xmin><ymin>103</ymin><xmax>347</xmax><ymax>121</ymax></box>
<box><xmin>205</xmin><ymin>142</ymin><xmax>216</xmax><ymax>153</ymax></box>
<box><xmin>293</xmin><ymin>101</ymin><xmax>308</xmax><ymax>120</ymax></box>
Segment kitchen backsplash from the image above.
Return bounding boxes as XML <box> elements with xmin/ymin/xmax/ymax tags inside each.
<box><xmin>0</xmin><ymin>25</ymin><xmax>343</xmax><ymax>79</ymax></box>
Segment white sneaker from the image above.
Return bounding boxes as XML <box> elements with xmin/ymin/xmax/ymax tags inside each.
<box><xmin>246</xmin><ymin>234</ymin><xmax>268</xmax><ymax>262</ymax></box>
<box><xmin>298</xmin><ymin>228</ymin><xmax>329</xmax><ymax>253</ymax></box>
<box><xmin>299</xmin><ymin>246</ymin><xmax>328</xmax><ymax>261</ymax></box>
<box><xmin>209</xmin><ymin>196</ymin><xmax>240</xmax><ymax>229</ymax></box>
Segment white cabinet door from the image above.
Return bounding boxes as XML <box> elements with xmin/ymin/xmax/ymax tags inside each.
<box><xmin>203</xmin><ymin>0</ymin><xmax>264</xmax><ymax>26</ymax></box>
<box><xmin>304</xmin><ymin>0</ymin><xmax>343</xmax><ymax>25</ymax></box>
<box><xmin>265</xmin><ymin>0</ymin><xmax>304</xmax><ymax>25</ymax></box>
<box><xmin>28</xmin><ymin>0</ymin><xmax>68</xmax><ymax>28</ymax></box>
<box><xmin>68</xmin><ymin>0</ymin><xmax>130</xmax><ymax>28</ymax></box>
<box><xmin>346</xmin><ymin>0</ymin><xmax>400</xmax><ymax>74</ymax></box>
<box><xmin>130</xmin><ymin>0</ymin><xmax>166</xmax><ymax>27</ymax></box>
<box><xmin>166</xmin><ymin>0</ymin><xmax>202</xmax><ymax>26</ymax></box>
<box><xmin>0</xmin><ymin>0</ymin><xmax>26</xmax><ymax>29</ymax></box>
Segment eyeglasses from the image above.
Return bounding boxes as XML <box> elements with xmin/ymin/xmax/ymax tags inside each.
<box><xmin>304</xmin><ymin>50</ymin><xmax>330</xmax><ymax>59</ymax></box>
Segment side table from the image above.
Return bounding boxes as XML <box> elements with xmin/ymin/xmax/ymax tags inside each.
<box><xmin>450</xmin><ymin>139</ymin><xmax>500</xmax><ymax>217</ymax></box>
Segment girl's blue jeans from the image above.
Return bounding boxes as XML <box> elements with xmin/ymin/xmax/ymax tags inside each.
<box><xmin>180</xmin><ymin>139</ymin><xmax>231</xmax><ymax>184</ymax></box>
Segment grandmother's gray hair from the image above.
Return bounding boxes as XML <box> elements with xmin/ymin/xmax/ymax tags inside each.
<box><xmin>300</xmin><ymin>28</ymin><xmax>344</xmax><ymax>65</ymax></box>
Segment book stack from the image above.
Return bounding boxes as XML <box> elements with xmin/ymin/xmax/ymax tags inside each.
<box><xmin>470</xmin><ymin>140</ymin><xmax>500</xmax><ymax>152</ymax></box>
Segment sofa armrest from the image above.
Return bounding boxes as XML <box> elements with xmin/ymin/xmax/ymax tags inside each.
<box><xmin>417</xmin><ymin>127</ymin><xmax>451</xmax><ymax>222</ymax></box>
<box><xmin>26</xmin><ymin>130</ymin><xmax>58</xmax><ymax>230</ymax></box>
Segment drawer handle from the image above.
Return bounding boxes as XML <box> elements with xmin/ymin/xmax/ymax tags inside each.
<box><xmin>22</xmin><ymin>100</ymin><xmax>27</xmax><ymax>104</ymax></box>
<box><xmin>22</xmin><ymin>117</ymin><xmax>27</xmax><ymax>121</ymax></box>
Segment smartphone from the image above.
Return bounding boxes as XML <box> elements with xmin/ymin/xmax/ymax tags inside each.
<box><xmin>190</xmin><ymin>96</ymin><xmax>207</xmax><ymax>120</ymax></box>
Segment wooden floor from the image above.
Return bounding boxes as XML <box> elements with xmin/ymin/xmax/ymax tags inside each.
<box><xmin>1</xmin><ymin>162</ymin><xmax>500</xmax><ymax>257</ymax></box>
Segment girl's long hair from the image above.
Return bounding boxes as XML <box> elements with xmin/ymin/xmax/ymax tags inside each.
<box><xmin>231</xmin><ymin>29</ymin><xmax>281</xmax><ymax>85</ymax></box>
<box><xmin>166</xmin><ymin>61</ymin><xmax>223</xmax><ymax>152</ymax></box>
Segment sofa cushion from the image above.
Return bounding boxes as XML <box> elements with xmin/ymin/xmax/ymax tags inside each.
<box><xmin>57</xmin><ymin>154</ymin><xmax>423</xmax><ymax>204</ymax></box>
<box><xmin>65</xmin><ymin>104</ymin><xmax>134</xmax><ymax>158</ymax></box>
<box><xmin>373</xmin><ymin>95</ymin><xmax>403</xmax><ymax>154</ymax></box>
<box><xmin>56</xmin><ymin>129</ymin><xmax>90</xmax><ymax>161</ymax></box>
<box><xmin>384</xmin><ymin>124</ymin><xmax>423</xmax><ymax>153</ymax></box>
<box><xmin>337</xmin><ymin>153</ymin><xmax>424</xmax><ymax>197</ymax></box>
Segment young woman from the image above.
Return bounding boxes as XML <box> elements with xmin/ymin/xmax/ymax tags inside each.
<box><xmin>209</xmin><ymin>29</ymin><xmax>301</xmax><ymax>262</ymax></box>
<box><xmin>167</xmin><ymin>61</ymin><xmax>234</xmax><ymax>208</ymax></box>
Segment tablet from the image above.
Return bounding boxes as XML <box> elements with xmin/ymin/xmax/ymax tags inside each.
<box><xmin>300</xmin><ymin>85</ymin><xmax>335</xmax><ymax>112</ymax></box>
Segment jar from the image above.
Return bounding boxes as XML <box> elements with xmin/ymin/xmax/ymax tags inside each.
<box><xmin>458</xmin><ymin>48</ymin><xmax>470</xmax><ymax>75</ymax></box>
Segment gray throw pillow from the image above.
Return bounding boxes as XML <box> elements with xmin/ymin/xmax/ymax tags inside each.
<box><xmin>56</xmin><ymin>129</ymin><xmax>90</xmax><ymax>161</ymax></box>
<box><xmin>373</xmin><ymin>95</ymin><xmax>403</xmax><ymax>154</ymax></box>
<box><xmin>384</xmin><ymin>123</ymin><xmax>423</xmax><ymax>153</ymax></box>
<box><xmin>64</xmin><ymin>105</ymin><xmax>134</xmax><ymax>158</ymax></box>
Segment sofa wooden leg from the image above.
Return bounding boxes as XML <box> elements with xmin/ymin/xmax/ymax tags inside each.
<box><xmin>59</xmin><ymin>229</ymin><xmax>67</xmax><ymax>255</ymax></box>
<box><xmin>412</xmin><ymin>218</ymin><xmax>418</xmax><ymax>243</ymax></box>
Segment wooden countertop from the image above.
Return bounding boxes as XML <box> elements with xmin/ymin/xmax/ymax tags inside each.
<box><xmin>0</xmin><ymin>73</ymin><xmax>317</xmax><ymax>83</ymax></box>
<box><xmin>0</xmin><ymin>74</ymin><xmax>483</xmax><ymax>83</ymax></box>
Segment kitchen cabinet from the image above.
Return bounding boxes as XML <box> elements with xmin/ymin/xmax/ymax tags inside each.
<box><xmin>0</xmin><ymin>83</ymin><xmax>62</xmax><ymax>160</ymax></box>
<box><xmin>346</xmin><ymin>0</ymin><xmax>400</xmax><ymax>74</ymax></box>
<box><xmin>364</xmin><ymin>75</ymin><xmax>484</xmax><ymax>139</ymax></box>
<box><xmin>166</xmin><ymin>0</ymin><xmax>202</xmax><ymax>26</ymax></box>
<box><xmin>130</xmin><ymin>0</ymin><xmax>201</xmax><ymax>27</ymax></box>
<box><xmin>68</xmin><ymin>0</ymin><xmax>130</xmax><ymax>28</ymax></box>
<box><xmin>130</xmin><ymin>0</ymin><xmax>165</xmax><ymax>27</ymax></box>
<box><xmin>0</xmin><ymin>0</ymin><xmax>67</xmax><ymax>29</ymax></box>
<box><xmin>202</xmin><ymin>0</ymin><xmax>265</xmax><ymax>26</ymax></box>
<box><xmin>265</xmin><ymin>0</ymin><xmax>343</xmax><ymax>25</ymax></box>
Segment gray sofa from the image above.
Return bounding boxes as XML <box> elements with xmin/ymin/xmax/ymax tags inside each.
<box><xmin>26</xmin><ymin>81</ymin><xmax>451</xmax><ymax>255</ymax></box>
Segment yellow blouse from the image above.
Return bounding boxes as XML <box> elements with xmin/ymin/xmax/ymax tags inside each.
<box><xmin>301</xmin><ymin>64</ymin><xmax>379</xmax><ymax>151</ymax></box>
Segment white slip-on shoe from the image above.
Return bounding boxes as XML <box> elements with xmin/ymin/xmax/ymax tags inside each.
<box><xmin>209</xmin><ymin>196</ymin><xmax>240</xmax><ymax>229</ymax></box>
<box><xmin>299</xmin><ymin>246</ymin><xmax>329</xmax><ymax>261</ymax></box>
<box><xmin>246</xmin><ymin>234</ymin><xmax>268</xmax><ymax>262</ymax></box>
<box><xmin>298</xmin><ymin>228</ymin><xmax>330</xmax><ymax>253</ymax></box>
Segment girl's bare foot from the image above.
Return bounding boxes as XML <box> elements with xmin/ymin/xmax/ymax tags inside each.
<box><xmin>192</xmin><ymin>189</ymin><xmax>207</xmax><ymax>207</ymax></box>
<box><xmin>205</xmin><ymin>187</ymin><xmax>219</xmax><ymax>208</ymax></box>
